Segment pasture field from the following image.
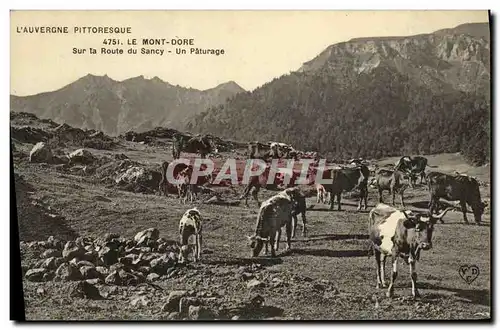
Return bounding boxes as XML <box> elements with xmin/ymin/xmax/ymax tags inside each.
<box><xmin>13</xmin><ymin>133</ymin><xmax>491</xmax><ymax>320</ymax></box>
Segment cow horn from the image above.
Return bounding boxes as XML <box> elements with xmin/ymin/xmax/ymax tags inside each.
<box><xmin>432</xmin><ymin>207</ymin><xmax>454</xmax><ymax>220</ymax></box>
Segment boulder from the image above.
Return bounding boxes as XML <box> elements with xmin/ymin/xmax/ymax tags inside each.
<box><xmin>29</xmin><ymin>142</ymin><xmax>54</xmax><ymax>164</ymax></box>
<box><xmin>68</xmin><ymin>149</ymin><xmax>97</xmax><ymax>165</ymax></box>
<box><xmin>134</xmin><ymin>228</ymin><xmax>160</xmax><ymax>245</ymax></box>
<box><xmin>25</xmin><ymin>268</ymin><xmax>47</xmax><ymax>282</ymax></box>
<box><xmin>164</xmin><ymin>290</ymin><xmax>188</xmax><ymax>312</ymax></box>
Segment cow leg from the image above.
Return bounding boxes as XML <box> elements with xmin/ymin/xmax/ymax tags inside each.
<box><xmin>275</xmin><ymin>229</ymin><xmax>281</xmax><ymax>251</ymax></box>
<box><xmin>386</xmin><ymin>256</ymin><xmax>398</xmax><ymax>298</ymax></box>
<box><xmin>460</xmin><ymin>200</ymin><xmax>470</xmax><ymax>224</ymax></box>
<box><xmin>363</xmin><ymin>189</ymin><xmax>368</xmax><ymax>210</ymax></box>
<box><xmin>285</xmin><ymin>219</ymin><xmax>292</xmax><ymax>251</ymax></box>
<box><xmin>301</xmin><ymin>212</ymin><xmax>307</xmax><ymax>237</ymax></box>
<box><xmin>317</xmin><ymin>191</ymin><xmax>321</xmax><ymax>204</ymax></box>
<box><xmin>252</xmin><ymin>185</ymin><xmax>261</xmax><ymax>207</ymax></box>
<box><xmin>197</xmin><ymin>233</ymin><xmax>202</xmax><ymax>262</ymax></box>
<box><xmin>400</xmin><ymin>192</ymin><xmax>405</xmax><ymax>208</ymax></box>
<box><xmin>380</xmin><ymin>254</ymin><xmax>387</xmax><ymax>288</ymax></box>
<box><xmin>378</xmin><ymin>189</ymin><xmax>384</xmax><ymax>203</ymax></box>
<box><xmin>269</xmin><ymin>234</ymin><xmax>277</xmax><ymax>257</ymax></box>
<box><xmin>337</xmin><ymin>193</ymin><xmax>342</xmax><ymax>211</ymax></box>
<box><xmin>291</xmin><ymin>215</ymin><xmax>297</xmax><ymax>238</ymax></box>
<box><xmin>375</xmin><ymin>250</ymin><xmax>382</xmax><ymax>288</ymax></box>
<box><xmin>329</xmin><ymin>192</ymin><xmax>335</xmax><ymax>210</ymax></box>
<box><xmin>375</xmin><ymin>251</ymin><xmax>387</xmax><ymax>288</ymax></box>
<box><xmin>409</xmin><ymin>258</ymin><xmax>419</xmax><ymax>298</ymax></box>
<box><xmin>264</xmin><ymin>241</ymin><xmax>269</xmax><ymax>255</ymax></box>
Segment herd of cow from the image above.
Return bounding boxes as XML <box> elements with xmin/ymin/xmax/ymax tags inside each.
<box><xmin>163</xmin><ymin>135</ymin><xmax>488</xmax><ymax>298</ymax></box>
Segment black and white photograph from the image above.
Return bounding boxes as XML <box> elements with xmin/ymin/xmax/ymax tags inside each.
<box><xmin>9</xmin><ymin>9</ymin><xmax>492</xmax><ymax>321</ymax></box>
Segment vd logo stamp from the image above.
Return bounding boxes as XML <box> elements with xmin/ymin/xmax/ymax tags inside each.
<box><xmin>459</xmin><ymin>264</ymin><xmax>480</xmax><ymax>284</ymax></box>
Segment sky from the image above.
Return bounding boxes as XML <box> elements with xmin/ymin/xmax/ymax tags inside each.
<box><xmin>10</xmin><ymin>10</ymin><xmax>489</xmax><ymax>96</ymax></box>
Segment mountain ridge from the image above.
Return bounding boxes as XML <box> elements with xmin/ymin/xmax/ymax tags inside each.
<box><xmin>187</xmin><ymin>22</ymin><xmax>491</xmax><ymax>165</ymax></box>
<box><xmin>10</xmin><ymin>74</ymin><xmax>246</xmax><ymax>135</ymax></box>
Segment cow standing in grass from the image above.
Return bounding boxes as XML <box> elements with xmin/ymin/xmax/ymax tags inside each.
<box><xmin>247</xmin><ymin>188</ymin><xmax>301</xmax><ymax>257</ymax></box>
<box><xmin>427</xmin><ymin>171</ymin><xmax>487</xmax><ymax>224</ymax></box>
<box><xmin>172</xmin><ymin>133</ymin><xmax>218</xmax><ymax>159</ymax></box>
<box><xmin>178</xmin><ymin>207</ymin><xmax>203</xmax><ymax>263</ymax></box>
<box><xmin>371</xmin><ymin>169</ymin><xmax>410</xmax><ymax>208</ymax></box>
<box><xmin>323</xmin><ymin>164</ymin><xmax>370</xmax><ymax>211</ymax></box>
<box><xmin>368</xmin><ymin>203</ymin><xmax>452</xmax><ymax>298</ymax></box>
<box><xmin>394</xmin><ymin>156</ymin><xmax>428</xmax><ymax>185</ymax></box>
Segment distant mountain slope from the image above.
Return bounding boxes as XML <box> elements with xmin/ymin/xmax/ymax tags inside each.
<box><xmin>187</xmin><ymin>22</ymin><xmax>490</xmax><ymax>165</ymax></box>
<box><xmin>10</xmin><ymin>75</ymin><xmax>245</xmax><ymax>135</ymax></box>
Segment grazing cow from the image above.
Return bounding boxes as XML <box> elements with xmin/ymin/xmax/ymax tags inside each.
<box><xmin>248</xmin><ymin>141</ymin><xmax>277</xmax><ymax>160</ymax></box>
<box><xmin>394</xmin><ymin>156</ymin><xmax>428</xmax><ymax>185</ymax></box>
<box><xmin>172</xmin><ymin>133</ymin><xmax>218</xmax><ymax>159</ymax></box>
<box><xmin>427</xmin><ymin>171</ymin><xmax>487</xmax><ymax>224</ymax></box>
<box><xmin>372</xmin><ymin>169</ymin><xmax>410</xmax><ymax>208</ymax></box>
<box><xmin>247</xmin><ymin>188</ymin><xmax>301</xmax><ymax>257</ymax></box>
<box><xmin>316</xmin><ymin>183</ymin><xmax>330</xmax><ymax>204</ymax></box>
<box><xmin>178</xmin><ymin>208</ymin><xmax>203</xmax><ymax>263</ymax></box>
<box><xmin>323</xmin><ymin>164</ymin><xmax>370</xmax><ymax>211</ymax></box>
<box><xmin>368</xmin><ymin>203</ymin><xmax>453</xmax><ymax>298</ymax></box>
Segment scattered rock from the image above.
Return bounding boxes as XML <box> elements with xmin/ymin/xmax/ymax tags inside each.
<box><xmin>40</xmin><ymin>257</ymin><xmax>64</xmax><ymax>270</ymax></box>
<box><xmin>70</xmin><ymin>281</ymin><xmax>103</xmax><ymax>300</ymax></box>
<box><xmin>80</xmin><ymin>266</ymin><xmax>101</xmax><ymax>280</ymax></box>
<box><xmin>130</xmin><ymin>295</ymin><xmax>150</xmax><ymax>307</ymax></box>
<box><xmin>25</xmin><ymin>268</ymin><xmax>46</xmax><ymax>282</ymax></box>
<box><xmin>147</xmin><ymin>273</ymin><xmax>160</xmax><ymax>282</ymax></box>
<box><xmin>134</xmin><ymin>228</ymin><xmax>160</xmax><ymax>246</ymax></box>
<box><xmin>246</xmin><ymin>279</ymin><xmax>264</xmax><ymax>289</ymax></box>
<box><xmin>62</xmin><ymin>242</ymin><xmax>86</xmax><ymax>261</ymax></box>
<box><xmin>188</xmin><ymin>305</ymin><xmax>215</xmax><ymax>320</ymax></box>
<box><xmin>68</xmin><ymin>149</ymin><xmax>97</xmax><ymax>165</ymax></box>
<box><xmin>29</xmin><ymin>142</ymin><xmax>54</xmax><ymax>164</ymax></box>
<box><xmin>105</xmin><ymin>270</ymin><xmax>122</xmax><ymax>285</ymax></box>
<box><xmin>41</xmin><ymin>249</ymin><xmax>62</xmax><ymax>258</ymax></box>
<box><xmin>179</xmin><ymin>297</ymin><xmax>201</xmax><ymax>315</ymax></box>
<box><xmin>56</xmin><ymin>262</ymin><xmax>82</xmax><ymax>281</ymax></box>
<box><xmin>164</xmin><ymin>290</ymin><xmax>188</xmax><ymax>312</ymax></box>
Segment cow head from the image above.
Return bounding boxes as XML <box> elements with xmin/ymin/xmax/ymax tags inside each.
<box><xmin>247</xmin><ymin>234</ymin><xmax>268</xmax><ymax>257</ymax></box>
<box><xmin>402</xmin><ymin>207</ymin><xmax>453</xmax><ymax>258</ymax></box>
<box><xmin>472</xmin><ymin>200</ymin><xmax>488</xmax><ymax>223</ymax></box>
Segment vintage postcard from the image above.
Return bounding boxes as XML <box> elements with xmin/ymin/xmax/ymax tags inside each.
<box><xmin>10</xmin><ymin>10</ymin><xmax>491</xmax><ymax>321</ymax></box>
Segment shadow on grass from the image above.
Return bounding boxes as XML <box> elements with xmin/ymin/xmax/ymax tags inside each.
<box><xmin>419</xmin><ymin>282</ymin><xmax>491</xmax><ymax>306</ymax></box>
<box><xmin>202</xmin><ymin>256</ymin><xmax>283</xmax><ymax>267</ymax></box>
<box><xmin>281</xmin><ymin>248</ymin><xmax>370</xmax><ymax>258</ymax></box>
<box><xmin>302</xmin><ymin>234</ymin><xmax>370</xmax><ymax>242</ymax></box>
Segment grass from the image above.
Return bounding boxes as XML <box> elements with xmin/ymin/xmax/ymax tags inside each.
<box><xmin>13</xmin><ymin>136</ymin><xmax>491</xmax><ymax>320</ymax></box>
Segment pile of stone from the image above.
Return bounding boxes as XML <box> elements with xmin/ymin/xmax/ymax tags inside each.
<box><xmin>22</xmin><ymin>228</ymin><xmax>182</xmax><ymax>286</ymax></box>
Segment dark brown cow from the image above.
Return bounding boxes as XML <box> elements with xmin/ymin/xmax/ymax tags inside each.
<box><xmin>158</xmin><ymin>161</ymin><xmax>190</xmax><ymax>196</ymax></box>
<box><xmin>427</xmin><ymin>171</ymin><xmax>487</xmax><ymax>224</ymax></box>
<box><xmin>394</xmin><ymin>156</ymin><xmax>428</xmax><ymax>185</ymax></box>
<box><xmin>322</xmin><ymin>164</ymin><xmax>370</xmax><ymax>211</ymax></box>
<box><xmin>372</xmin><ymin>169</ymin><xmax>410</xmax><ymax>208</ymax></box>
<box><xmin>172</xmin><ymin>133</ymin><xmax>218</xmax><ymax>159</ymax></box>
<box><xmin>368</xmin><ymin>203</ymin><xmax>452</xmax><ymax>298</ymax></box>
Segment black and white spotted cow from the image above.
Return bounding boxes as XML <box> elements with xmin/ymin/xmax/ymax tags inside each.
<box><xmin>368</xmin><ymin>203</ymin><xmax>452</xmax><ymax>298</ymax></box>
<box><xmin>178</xmin><ymin>207</ymin><xmax>203</xmax><ymax>263</ymax></box>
